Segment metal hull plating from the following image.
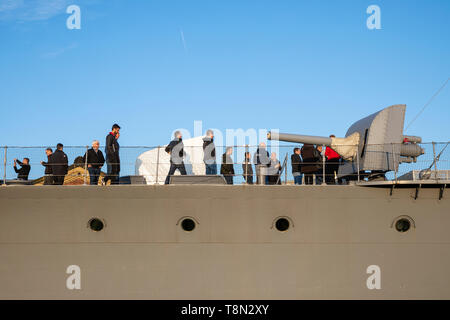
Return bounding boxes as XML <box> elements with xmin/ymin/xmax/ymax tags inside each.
<box><xmin>0</xmin><ymin>185</ymin><xmax>449</xmax><ymax>299</ymax></box>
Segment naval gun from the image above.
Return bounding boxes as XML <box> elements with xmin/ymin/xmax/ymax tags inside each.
<box><xmin>267</xmin><ymin>104</ymin><xmax>424</xmax><ymax>180</ymax></box>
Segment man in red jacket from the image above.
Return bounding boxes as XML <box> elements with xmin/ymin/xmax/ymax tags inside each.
<box><xmin>325</xmin><ymin>134</ymin><xmax>341</xmax><ymax>184</ymax></box>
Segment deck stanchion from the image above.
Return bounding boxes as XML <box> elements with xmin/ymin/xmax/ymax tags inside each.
<box><xmin>84</xmin><ymin>145</ymin><xmax>88</xmax><ymax>185</ymax></box>
<box><xmin>432</xmin><ymin>142</ymin><xmax>438</xmax><ymax>182</ymax></box>
<box><xmin>392</xmin><ymin>143</ymin><xmax>398</xmax><ymax>183</ymax></box>
<box><xmin>285</xmin><ymin>153</ymin><xmax>288</xmax><ymax>185</ymax></box>
<box><xmin>322</xmin><ymin>144</ymin><xmax>325</xmax><ymax>185</ymax></box>
<box><xmin>155</xmin><ymin>146</ymin><xmax>160</xmax><ymax>185</ymax></box>
<box><xmin>2</xmin><ymin>146</ymin><xmax>6</xmax><ymax>186</ymax></box>
<box><xmin>356</xmin><ymin>145</ymin><xmax>360</xmax><ymax>183</ymax></box>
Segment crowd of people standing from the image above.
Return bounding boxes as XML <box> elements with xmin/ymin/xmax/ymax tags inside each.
<box><xmin>10</xmin><ymin>126</ymin><xmax>341</xmax><ymax>186</ymax></box>
<box><xmin>164</xmin><ymin>130</ymin><xmax>341</xmax><ymax>185</ymax></box>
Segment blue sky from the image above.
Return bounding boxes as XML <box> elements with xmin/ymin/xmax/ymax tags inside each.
<box><xmin>0</xmin><ymin>0</ymin><xmax>449</xmax><ymax>151</ymax></box>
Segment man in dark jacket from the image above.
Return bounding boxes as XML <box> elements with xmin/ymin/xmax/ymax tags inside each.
<box><xmin>242</xmin><ymin>151</ymin><xmax>253</xmax><ymax>184</ymax></box>
<box><xmin>221</xmin><ymin>147</ymin><xmax>234</xmax><ymax>185</ymax></box>
<box><xmin>104</xmin><ymin>124</ymin><xmax>120</xmax><ymax>185</ymax></box>
<box><xmin>51</xmin><ymin>143</ymin><xmax>68</xmax><ymax>185</ymax></box>
<box><xmin>203</xmin><ymin>129</ymin><xmax>217</xmax><ymax>175</ymax></box>
<box><xmin>164</xmin><ymin>131</ymin><xmax>187</xmax><ymax>184</ymax></box>
<box><xmin>253</xmin><ymin>142</ymin><xmax>270</xmax><ymax>184</ymax></box>
<box><xmin>13</xmin><ymin>158</ymin><xmax>31</xmax><ymax>180</ymax></box>
<box><xmin>291</xmin><ymin>147</ymin><xmax>302</xmax><ymax>185</ymax></box>
<box><xmin>40</xmin><ymin>148</ymin><xmax>53</xmax><ymax>185</ymax></box>
<box><xmin>83</xmin><ymin>140</ymin><xmax>105</xmax><ymax>185</ymax></box>
<box><xmin>301</xmin><ymin>144</ymin><xmax>321</xmax><ymax>185</ymax></box>
<box><xmin>315</xmin><ymin>145</ymin><xmax>324</xmax><ymax>185</ymax></box>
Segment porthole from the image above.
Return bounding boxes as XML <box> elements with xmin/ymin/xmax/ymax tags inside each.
<box><xmin>392</xmin><ymin>215</ymin><xmax>415</xmax><ymax>233</ymax></box>
<box><xmin>395</xmin><ymin>218</ymin><xmax>411</xmax><ymax>233</ymax></box>
<box><xmin>275</xmin><ymin>218</ymin><xmax>290</xmax><ymax>232</ymax></box>
<box><xmin>88</xmin><ymin>218</ymin><xmax>105</xmax><ymax>232</ymax></box>
<box><xmin>181</xmin><ymin>218</ymin><xmax>196</xmax><ymax>232</ymax></box>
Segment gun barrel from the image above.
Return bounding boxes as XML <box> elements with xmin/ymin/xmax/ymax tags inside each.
<box><xmin>267</xmin><ymin>132</ymin><xmax>332</xmax><ymax>146</ymax></box>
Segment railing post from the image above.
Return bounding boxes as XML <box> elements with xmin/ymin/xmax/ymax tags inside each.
<box><xmin>2</xmin><ymin>146</ymin><xmax>7</xmax><ymax>186</ymax></box>
<box><xmin>432</xmin><ymin>142</ymin><xmax>438</xmax><ymax>182</ymax></box>
<box><xmin>322</xmin><ymin>144</ymin><xmax>325</xmax><ymax>185</ymax></box>
<box><xmin>285</xmin><ymin>153</ymin><xmax>288</xmax><ymax>185</ymax></box>
<box><xmin>155</xmin><ymin>146</ymin><xmax>160</xmax><ymax>185</ymax></box>
<box><xmin>356</xmin><ymin>144</ymin><xmax>360</xmax><ymax>183</ymax></box>
<box><xmin>392</xmin><ymin>143</ymin><xmax>398</xmax><ymax>183</ymax></box>
<box><xmin>245</xmin><ymin>145</ymin><xmax>248</xmax><ymax>184</ymax></box>
<box><xmin>84</xmin><ymin>145</ymin><xmax>88</xmax><ymax>185</ymax></box>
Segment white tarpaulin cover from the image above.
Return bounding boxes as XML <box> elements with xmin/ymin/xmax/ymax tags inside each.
<box><xmin>135</xmin><ymin>136</ymin><xmax>207</xmax><ymax>184</ymax></box>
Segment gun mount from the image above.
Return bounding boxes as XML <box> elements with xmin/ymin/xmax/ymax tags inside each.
<box><xmin>268</xmin><ymin>104</ymin><xmax>425</xmax><ymax>180</ymax></box>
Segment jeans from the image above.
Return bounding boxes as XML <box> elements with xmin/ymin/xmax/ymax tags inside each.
<box><xmin>165</xmin><ymin>162</ymin><xmax>187</xmax><ymax>184</ymax></box>
<box><xmin>205</xmin><ymin>163</ymin><xmax>217</xmax><ymax>175</ymax></box>
<box><xmin>88</xmin><ymin>167</ymin><xmax>101</xmax><ymax>185</ymax></box>
<box><xmin>293</xmin><ymin>174</ymin><xmax>303</xmax><ymax>185</ymax></box>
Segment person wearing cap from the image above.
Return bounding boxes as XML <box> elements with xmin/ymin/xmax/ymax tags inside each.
<box><xmin>104</xmin><ymin>124</ymin><xmax>121</xmax><ymax>185</ymax></box>
<box><xmin>164</xmin><ymin>130</ymin><xmax>187</xmax><ymax>184</ymax></box>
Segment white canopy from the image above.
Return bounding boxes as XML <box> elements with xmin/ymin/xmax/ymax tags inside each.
<box><xmin>135</xmin><ymin>136</ymin><xmax>208</xmax><ymax>184</ymax></box>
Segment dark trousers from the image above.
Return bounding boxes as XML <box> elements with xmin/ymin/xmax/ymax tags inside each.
<box><xmin>325</xmin><ymin>159</ymin><xmax>340</xmax><ymax>184</ymax></box>
<box><xmin>165</xmin><ymin>163</ymin><xmax>187</xmax><ymax>184</ymax></box>
<box><xmin>315</xmin><ymin>171</ymin><xmax>323</xmax><ymax>185</ymax></box>
<box><xmin>304</xmin><ymin>173</ymin><xmax>314</xmax><ymax>185</ymax></box>
<box><xmin>88</xmin><ymin>167</ymin><xmax>101</xmax><ymax>185</ymax></box>
<box><xmin>243</xmin><ymin>174</ymin><xmax>253</xmax><ymax>184</ymax></box>
<box><xmin>44</xmin><ymin>175</ymin><xmax>54</xmax><ymax>185</ymax></box>
<box><xmin>105</xmin><ymin>160</ymin><xmax>120</xmax><ymax>185</ymax></box>
<box><xmin>224</xmin><ymin>175</ymin><xmax>233</xmax><ymax>185</ymax></box>
<box><xmin>53</xmin><ymin>175</ymin><xmax>65</xmax><ymax>185</ymax></box>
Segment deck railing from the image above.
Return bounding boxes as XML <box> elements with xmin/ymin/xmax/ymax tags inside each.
<box><xmin>0</xmin><ymin>142</ymin><xmax>448</xmax><ymax>185</ymax></box>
